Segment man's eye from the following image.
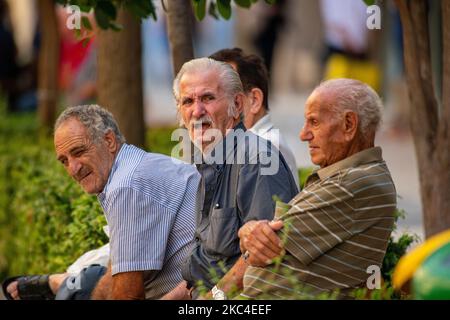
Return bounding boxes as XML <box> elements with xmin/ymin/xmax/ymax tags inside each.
<box><xmin>202</xmin><ymin>95</ymin><xmax>214</xmax><ymax>102</ymax></box>
<box><xmin>73</xmin><ymin>149</ymin><xmax>84</xmax><ymax>157</ymax></box>
<box><xmin>182</xmin><ymin>98</ymin><xmax>193</xmax><ymax>106</ymax></box>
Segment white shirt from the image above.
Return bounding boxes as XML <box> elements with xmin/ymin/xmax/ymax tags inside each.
<box><xmin>249</xmin><ymin>114</ymin><xmax>299</xmax><ymax>187</ymax></box>
<box><xmin>320</xmin><ymin>0</ymin><xmax>369</xmax><ymax>54</ymax></box>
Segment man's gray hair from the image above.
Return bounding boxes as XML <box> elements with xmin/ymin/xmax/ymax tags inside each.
<box><xmin>173</xmin><ymin>57</ymin><xmax>243</xmax><ymax>118</ymax></box>
<box><xmin>54</xmin><ymin>104</ymin><xmax>126</xmax><ymax>144</ymax></box>
<box><xmin>316</xmin><ymin>78</ymin><xmax>383</xmax><ymax>137</ymax></box>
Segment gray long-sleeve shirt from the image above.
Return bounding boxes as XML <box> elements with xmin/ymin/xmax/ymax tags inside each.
<box><xmin>181</xmin><ymin>122</ymin><xmax>299</xmax><ymax>290</ymax></box>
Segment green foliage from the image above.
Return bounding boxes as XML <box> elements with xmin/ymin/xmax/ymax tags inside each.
<box><xmin>363</xmin><ymin>0</ymin><xmax>376</xmax><ymax>6</ymax></box>
<box><xmin>298</xmin><ymin>167</ymin><xmax>316</xmax><ymax>190</ymax></box>
<box><xmin>216</xmin><ymin>0</ymin><xmax>232</xmax><ymax>20</ymax></box>
<box><xmin>146</xmin><ymin>126</ymin><xmax>178</xmax><ymax>156</ymax></box>
<box><xmin>382</xmin><ymin>208</ymin><xmax>418</xmax><ymax>285</ymax></box>
<box><xmin>58</xmin><ymin>0</ymin><xmax>276</xmax><ymax>27</ymax></box>
<box><xmin>195</xmin><ymin>0</ymin><xmax>271</xmax><ymax>21</ymax></box>
<box><xmin>56</xmin><ymin>0</ymin><xmax>157</xmax><ymax>31</ymax></box>
<box><xmin>193</xmin><ymin>0</ymin><xmax>207</xmax><ymax>20</ymax></box>
<box><xmin>0</xmin><ymin>104</ymin><xmax>107</xmax><ymax>279</ymax></box>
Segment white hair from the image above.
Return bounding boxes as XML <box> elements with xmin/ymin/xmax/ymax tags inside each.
<box><xmin>173</xmin><ymin>57</ymin><xmax>243</xmax><ymax>123</ymax></box>
<box><xmin>54</xmin><ymin>104</ymin><xmax>126</xmax><ymax>144</ymax></box>
<box><xmin>315</xmin><ymin>78</ymin><xmax>383</xmax><ymax>137</ymax></box>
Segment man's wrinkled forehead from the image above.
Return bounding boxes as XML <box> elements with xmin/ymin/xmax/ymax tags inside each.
<box><xmin>305</xmin><ymin>89</ymin><xmax>334</xmax><ymax>116</ymax></box>
<box><xmin>54</xmin><ymin>118</ymin><xmax>91</xmax><ymax>155</ymax></box>
<box><xmin>179</xmin><ymin>70</ymin><xmax>222</xmax><ymax>97</ymax></box>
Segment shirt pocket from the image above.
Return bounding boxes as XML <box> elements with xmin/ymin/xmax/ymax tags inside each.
<box><xmin>204</xmin><ymin>207</ymin><xmax>240</xmax><ymax>258</ymax></box>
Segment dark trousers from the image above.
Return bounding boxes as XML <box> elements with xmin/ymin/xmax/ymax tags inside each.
<box><xmin>55</xmin><ymin>265</ymin><xmax>106</xmax><ymax>300</ymax></box>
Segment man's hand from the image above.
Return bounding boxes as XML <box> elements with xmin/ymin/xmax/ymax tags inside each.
<box><xmin>238</xmin><ymin>220</ymin><xmax>284</xmax><ymax>267</ymax></box>
<box><xmin>160</xmin><ymin>281</ymin><xmax>191</xmax><ymax>300</ymax></box>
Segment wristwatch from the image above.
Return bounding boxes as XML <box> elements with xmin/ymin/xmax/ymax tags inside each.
<box><xmin>211</xmin><ymin>285</ymin><xmax>227</xmax><ymax>300</ymax></box>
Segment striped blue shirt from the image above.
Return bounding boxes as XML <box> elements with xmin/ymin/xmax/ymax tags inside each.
<box><xmin>97</xmin><ymin>144</ymin><xmax>200</xmax><ymax>299</ymax></box>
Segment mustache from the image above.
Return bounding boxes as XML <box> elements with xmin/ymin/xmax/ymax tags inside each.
<box><xmin>189</xmin><ymin>116</ymin><xmax>213</xmax><ymax>130</ymax></box>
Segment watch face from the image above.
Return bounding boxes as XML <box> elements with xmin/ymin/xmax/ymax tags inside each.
<box><xmin>213</xmin><ymin>292</ymin><xmax>226</xmax><ymax>300</ymax></box>
<box><xmin>212</xmin><ymin>286</ymin><xmax>227</xmax><ymax>300</ymax></box>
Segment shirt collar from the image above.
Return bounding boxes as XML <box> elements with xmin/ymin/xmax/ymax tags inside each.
<box><xmin>248</xmin><ymin>114</ymin><xmax>273</xmax><ymax>136</ymax></box>
<box><xmin>98</xmin><ymin>143</ymin><xmax>129</xmax><ymax>198</ymax></box>
<box><xmin>314</xmin><ymin>146</ymin><xmax>383</xmax><ymax>181</ymax></box>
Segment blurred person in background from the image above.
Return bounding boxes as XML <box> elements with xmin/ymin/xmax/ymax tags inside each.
<box><xmin>209</xmin><ymin>47</ymin><xmax>299</xmax><ymax>187</ymax></box>
<box><xmin>320</xmin><ymin>0</ymin><xmax>381</xmax><ymax>92</ymax></box>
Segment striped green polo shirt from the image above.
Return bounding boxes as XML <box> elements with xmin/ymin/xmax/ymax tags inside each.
<box><xmin>240</xmin><ymin>147</ymin><xmax>397</xmax><ymax>299</ymax></box>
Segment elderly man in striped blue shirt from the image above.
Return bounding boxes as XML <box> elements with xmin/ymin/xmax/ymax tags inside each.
<box><xmin>51</xmin><ymin>105</ymin><xmax>201</xmax><ymax>299</ymax></box>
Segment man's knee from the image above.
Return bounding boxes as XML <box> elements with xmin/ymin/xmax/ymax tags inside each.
<box><xmin>55</xmin><ymin>265</ymin><xmax>107</xmax><ymax>300</ymax></box>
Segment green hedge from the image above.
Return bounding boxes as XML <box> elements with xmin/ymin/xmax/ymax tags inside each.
<box><xmin>0</xmin><ymin>108</ymin><xmax>107</xmax><ymax>278</ymax></box>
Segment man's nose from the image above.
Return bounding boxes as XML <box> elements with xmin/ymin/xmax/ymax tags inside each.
<box><xmin>68</xmin><ymin>158</ymin><xmax>82</xmax><ymax>177</ymax></box>
<box><xmin>300</xmin><ymin>125</ymin><xmax>312</xmax><ymax>141</ymax></box>
<box><xmin>192</xmin><ymin>100</ymin><xmax>206</xmax><ymax>119</ymax></box>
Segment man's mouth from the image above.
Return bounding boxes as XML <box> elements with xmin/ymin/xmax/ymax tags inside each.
<box><xmin>78</xmin><ymin>171</ymin><xmax>92</xmax><ymax>183</ymax></box>
<box><xmin>192</xmin><ymin>122</ymin><xmax>212</xmax><ymax>132</ymax></box>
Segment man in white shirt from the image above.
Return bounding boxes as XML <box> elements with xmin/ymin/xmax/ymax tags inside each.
<box><xmin>210</xmin><ymin>48</ymin><xmax>299</xmax><ymax>187</ymax></box>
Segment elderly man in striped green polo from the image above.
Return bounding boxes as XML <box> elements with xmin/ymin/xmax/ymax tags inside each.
<box><xmin>238</xmin><ymin>78</ymin><xmax>397</xmax><ymax>299</ymax></box>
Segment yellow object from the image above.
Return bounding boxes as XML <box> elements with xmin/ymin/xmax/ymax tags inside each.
<box><xmin>392</xmin><ymin>229</ymin><xmax>450</xmax><ymax>290</ymax></box>
<box><xmin>324</xmin><ymin>53</ymin><xmax>381</xmax><ymax>93</ymax></box>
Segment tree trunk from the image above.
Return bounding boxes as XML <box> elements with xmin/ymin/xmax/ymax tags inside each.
<box><xmin>37</xmin><ymin>0</ymin><xmax>59</xmax><ymax>133</ymax></box>
<box><xmin>97</xmin><ymin>9</ymin><xmax>145</xmax><ymax>148</ymax></box>
<box><xmin>165</xmin><ymin>0</ymin><xmax>195</xmax><ymax>76</ymax></box>
<box><xmin>395</xmin><ymin>0</ymin><xmax>450</xmax><ymax>238</ymax></box>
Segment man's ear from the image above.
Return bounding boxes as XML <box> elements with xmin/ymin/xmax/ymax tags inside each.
<box><xmin>248</xmin><ymin>88</ymin><xmax>264</xmax><ymax>115</ymax></box>
<box><xmin>104</xmin><ymin>130</ymin><xmax>119</xmax><ymax>153</ymax></box>
<box><xmin>343</xmin><ymin>111</ymin><xmax>358</xmax><ymax>141</ymax></box>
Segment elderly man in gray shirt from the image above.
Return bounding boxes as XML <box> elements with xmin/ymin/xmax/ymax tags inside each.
<box><xmin>162</xmin><ymin>58</ymin><xmax>298</xmax><ymax>300</ymax></box>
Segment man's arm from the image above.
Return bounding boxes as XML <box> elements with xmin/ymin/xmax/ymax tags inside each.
<box><xmin>160</xmin><ymin>281</ymin><xmax>191</xmax><ymax>300</ymax></box>
<box><xmin>202</xmin><ymin>220</ymin><xmax>284</xmax><ymax>299</ymax></box>
<box><xmin>200</xmin><ymin>256</ymin><xmax>248</xmax><ymax>300</ymax></box>
<box><xmin>91</xmin><ymin>264</ymin><xmax>146</xmax><ymax>300</ymax></box>
<box><xmin>111</xmin><ymin>271</ymin><xmax>145</xmax><ymax>300</ymax></box>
